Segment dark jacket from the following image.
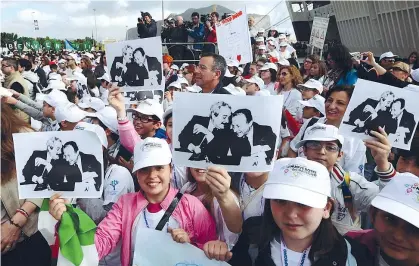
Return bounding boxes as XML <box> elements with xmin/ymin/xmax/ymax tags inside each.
<box><xmin>137</xmin><ymin>20</ymin><xmax>157</xmax><ymax>39</ymax></box>
<box><xmin>145</xmin><ymin>56</ymin><xmax>162</xmax><ymax>85</ymax></box>
<box><xmin>187</xmin><ymin>23</ymin><xmax>205</xmax><ymax>50</ymax></box>
<box><xmin>397</xmin><ymin>109</ymin><xmax>416</xmax><ymax>144</ymax></box>
<box><xmin>255</xmin><ymin>234</ymin><xmax>374</xmax><ymax>266</ymax></box>
<box><xmin>48</xmin><ymin>159</ymin><xmax>82</xmax><ymax>191</ymax></box>
<box><xmin>124</xmin><ymin>62</ymin><xmax>148</xmax><ymax>86</ymax></box>
<box><xmin>82</xmin><ymin>68</ymin><xmax>97</xmax><ymax>89</ymax></box>
<box><xmin>110</xmin><ymin>56</ymin><xmax>127</xmax><ymax>87</ymax></box>
<box><xmin>212</xmin><ymin>81</ymin><xmax>232</xmax><ymax>94</ymax></box>
<box><xmin>356</xmin><ymin>66</ymin><xmax>411</xmax><ymax>88</ymax></box>
<box><xmin>79</xmin><ymin>152</ymin><xmax>102</xmax><ymax>191</ymax></box>
<box><xmin>22</xmin><ymin>150</ymin><xmax>49</xmax><ymax>183</ymax></box>
<box><xmin>33</xmin><ymin>66</ymin><xmax>48</xmax><ymax>88</ymax></box>
<box><xmin>228</xmin><ymin>122</ymin><xmax>277</xmax><ymax>165</ymax></box>
<box><xmin>168</xmin><ymin>26</ymin><xmax>188</xmax><ymax>43</ymax></box>
<box><xmin>93</xmin><ymin>64</ymin><xmax>106</xmax><ymax>87</ymax></box>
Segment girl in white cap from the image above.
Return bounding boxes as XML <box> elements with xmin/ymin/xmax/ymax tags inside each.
<box><xmin>346</xmin><ymin>174</ymin><xmax>419</xmax><ymax>266</ymax></box>
<box><xmin>48</xmin><ymin>137</ymin><xmax>217</xmax><ymax>266</ymax></box>
<box><xmin>255</xmin><ymin>157</ymin><xmax>373</xmax><ymax>265</ymax></box>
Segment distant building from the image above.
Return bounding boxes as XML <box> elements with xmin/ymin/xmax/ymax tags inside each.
<box><xmin>286</xmin><ymin>1</ymin><xmax>418</xmax><ymax>57</ymax></box>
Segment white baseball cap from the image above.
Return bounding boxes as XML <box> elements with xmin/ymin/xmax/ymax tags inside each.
<box><xmin>78</xmin><ymin>97</ymin><xmax>105</xmax><ymax>111</ymax></box>
<box><xmin>258</xmin><ymin>28</ymin><xmax>264</xmax><ymax>33</ymax></box>
<box><xmin>278</xmin><ymin>58</ymin><xmax>290</xmax><ymax>66</ymax></box>
<box><xmin>224</xmin><ymin>68</ymin><xmax>235</xmax><ymax>78</ymax></box>
<box><xmin>257</xmin><ymin>45</ymin><xmax>266</xmax><ymax>50</ymax></box>
<box><xmin>279</xmin><ymin>41</ymin><xmax>288</xmax><ymax>47</ymax></box>
<box><xmin>371</xmin><ymin>173</ymin><xmax>419</xmax><ymax>228</ymax></box>
<box><xmin>95</xmin><ymin>106</ymin><xmax>118</xmax><ymax>134</ymax></box>
<box><xmin>297</xmin><ymin>79</ymin><xmax>324</xmax><ymax>94</ymax></box>
<box><xmin>180</xmin><ymin>63</ymin><xmax>189</xmax><ymax>70</ymax></box>
<box><xmin>411</xmin><ymin>68</ymin><xmax>419</xmax><ymax>83</ymax></box>
<box><xmin>74</xmin><ymin>122</ymin><xmax>108</xmax><ymax>148</ymax></box>
<box><xmin>259</xmin><ymin>62</ymin><xmax>278</xmax><ymax>72</ymax></box>
<box><xmin>98</xmin><ymin>73</ymin><xmax>110</xmax><ymax>83</ymax></box>
<box><xmin>266</xmin><ymin>37</ymin><xmax>275</xmax><ymax>42</ymax></box>
<box><xmin>48</xmin><ymin>73</ymin><xmax>63</xmax><ymax>82</ymax></box>
<box><xmin>379</xmin><ymin>51</ymin><xmax>398</xmax><ymax>61</ymax></box>
<box><xmin>298</xmin><ymin>95</ymin><xmax>326</xmax><ymax>116</ymax></box>
<box><xmin>255</xmin><ymin>37</ymin><xmax>264</xmax><ymax>43</ymax></box>
<box><xmin>185</xmin><ymin>84</ymin><xmax>202</xmax><ymax>93</ymax></box>
<box><xmin>238</xmin><ymin>67</ymin><xmax>243</xmax><ymax>73</ymax></box>
<box><xmin>46</xmin><ymin>80</ymin><xmax>67</xmax><ymax>91</ymax></box>
<box><xmin>267</xmin><ymin>40</ymin><xmax>276</xmax><ymax>47</ymax></box>
<box><xmin>163</xmin><ymin>107</ymin><xmax>172</xmax><ymax>125</ymax></box>
<box><xmin>245</xmin><ymin>76</ymin><xmax>264</xmax><ymax>90</ymax></box>
<box><xmin>55</xmin><ymin>102</ymin><xmax>87</xmax><ymax>123</ymax></box>
<box><xmin>227</xmin><ymin>60</ymin><xmax>239</xmax><ymax>68</ymax></box>
<box><xmin>127</xmin><ymin>99</ymin><xmax>163</xmax><ymax>122</ymax></box>
<box><xmin>170</xmin><ymin>64</ymin><xmax>179</xmax><ymax>71</ymax></box>
<box><xmin>278</xmin><ymin>34</ymin><xmax>286</xmax><ymax>40</ymax></box>
<box><xmin>264</xmin><ymin>157</ymin><xmax>331</xmax><ymax>208</ymax></box>
<box><xmin>68</xmin><ymin>53</ymin><xmax>80</xmax><ymax>64</ymax></box>
<box><xmin>223</xmin><ymin>84</ymin><xmax>246</xmax><ymax>96</ymax></box>
<box><xmin>295</xmin><ymin>123</ymin><xmax>344</xmax><ymax>149</ymax></box>
<box><xmin>43</xmin><ymin>89</ymin><xmax>69</xmax><ymax>108</ymax></box>
<box><xmin>58</xmin><ymin>59</ymin><xmax>66</xmax><ymax>64</ymax></box>
<box><xmin>132</xmin><ymin>137</ymin><xmax>172</xmax><ymax>172</ymax></box>
<box><xmin>168</xmin><ymin>81</ymin><xmax>182</xmax><ymax>90</ymax></box>
<box><xmin>177</xmin><ymin>77</ymin><xmax>189</xmax><ymax>85</ymax></box>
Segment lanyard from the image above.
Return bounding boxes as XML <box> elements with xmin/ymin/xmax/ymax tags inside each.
<box><xmin>239</xmin><ymin>175</ymin><xmax>265</xmax><ymax>218</ymax></box>
<box><xmin>143</xmin><ymin>209</ymin><xmax>150</xmax><ymax>228</ymax></box>
<box><xmin>280</xmin><ymin>236</ymin><xmax>308</xmax><ymax>266</ymax></box>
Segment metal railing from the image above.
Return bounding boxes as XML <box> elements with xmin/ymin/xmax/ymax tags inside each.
<box><xmin>162</xmin><ymin>42</ymin><xmax>218</xmax><ymax>63</ymax></box>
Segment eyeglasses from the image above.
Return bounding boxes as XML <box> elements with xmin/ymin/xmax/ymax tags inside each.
<box><xmin>305</xmin><ymin>141</ymin><xmax>340</xmax><ymax>153</ymax></box>
<box><xmin>132</xmin><ymin>114</ymin><xmax>156</xmax><ymax>123</ymax></box>
<box><xmin>279</xmin><ymin>72</ymin><xmax>289</xmax><ymax>77</ymax></box>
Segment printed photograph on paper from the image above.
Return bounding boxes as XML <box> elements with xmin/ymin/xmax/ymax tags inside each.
<box><xmin>172</xmin><ymin>92</ymin><xmax>283</xmax><ymax>172</ymax></box>
<box><xmin>339</xmin><ymin>79</ymin><xmax>419</xmax><ymax>150</ymax></box>
<box><xmin>13</xmin><ymin>131</ymin><xmax>104</xmax><ymax>199</ymax></box>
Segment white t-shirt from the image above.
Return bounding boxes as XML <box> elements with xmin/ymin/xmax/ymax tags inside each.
<box><xmin>279</xmin><ymin>89</ymin><xmax>302</xmax><ymax>118</ymax></box>
<box><xmin>103</xmin><ymin>164</ymin><xmax>135</xmax><ymax>205</ymax></box>
<box><xmin>290</xmin><ymin>117</ymin><xmax>366</xmax><ymax>175</ymax></box>
<box><xmin>239</xmin><ymin>175</ymin><xmax>265</xmax><ymax>220</ymax></box>
<box><xmin>264</xmin><ymin>82</ymin><xmax>276</xmax><ymax>95</ymax></box>
<box><xmin>43</xmin><ymin>65</ymin><xmax>51</xmax><ymax>76</ymax></box>
<box><xmin>271</xmin><ymin>238</ymin><xmax>311</xmax><ymax>266</ymax></box>
<box><xmin>171</xmin><ymin>165</ymin><xmax>188</xmax><ymax>190</ymax></box>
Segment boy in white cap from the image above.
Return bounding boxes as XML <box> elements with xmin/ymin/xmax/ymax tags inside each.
<box><xmin>243</xmin><ymin>76</ymin><xmax>265</xmax><ymax>96</ymax></box>
<box><xmin>295</xmin><ymin>123</ymin><xmax>394</xmax><ymax>233</ymax></box>
<box><xmin>378</xmin><ymin>51</ymin><xmax>397</xmax><ymax>69</ymax></box>
<box><xmin>164</xmin><ymin>81</ymin><xmax>182</xmax><ymax>111</ymax></box>
<box><xmin>77</xmin><ymin>96</ymin><xmax>106</xmax><ymax>113</ymax></box>
<box><xmin>298</xmin><ymin>94</ymin><xmax>326</xmax><ymax>121</ymax></box>
<box><xmin>74</xmin><ymin>122</ymin><xmax>134</xmax><ymax>266</ymax></box>
<box><xmin>346</xmin><ymin>174</ymin><xmax>419</xmax><ymax>266</ymax></box>
<box><xmin>297</xmin><ymin>78</ymin><xmax>323</xmax><ymax>100</ymax></box>
<box><xmin>55</xmin><ymin>102</ymin><xmax>87</xmax><ymax>131</ymax></box>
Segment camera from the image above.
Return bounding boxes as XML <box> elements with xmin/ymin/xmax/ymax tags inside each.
<box><xmin>200</xmin><ymin>14</ymin><xmax>211</xmax><ymax>24</ymax></box>
<box><xmin>184</xmin><ymin>21</ymin><xmax>194</xmax><ymax>29</ymax></box>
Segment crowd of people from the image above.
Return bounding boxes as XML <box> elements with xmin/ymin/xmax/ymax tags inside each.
<box><xmin>2</xmin><ymin>11</ymin><xmax>419</xmax><ymax>266</ymax></box>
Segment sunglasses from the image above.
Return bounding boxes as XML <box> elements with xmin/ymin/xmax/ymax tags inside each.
<box><xmin>383</xmin><ymin>58</ymin><xmax>395</xmax><ymax>62</ymax></box>
<box><xmin>279</xmin><ymin>72</ymin><xmax>289</xmax><ymax>77</ymax></box>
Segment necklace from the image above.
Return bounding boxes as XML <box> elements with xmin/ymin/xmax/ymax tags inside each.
<box><xmin>281</xmin><ymin>236</ymin><xmax>308</xmax><ymax>266</ymax></box>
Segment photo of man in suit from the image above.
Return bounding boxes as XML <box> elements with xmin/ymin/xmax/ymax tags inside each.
<box><xmin>48</xmin><ymin>141</ymin><xmax>102</xmax><ymax>191</ymax></box>
<box><xmin>21</xmin><ymin>137</ymin><xmax>63</xmax><ymax>191</ymax></box>
<box><xmin>110</xmin><ymin>45</ymin><xmax>134</xmax><ymax>87</ymax></box>
<box><xmin>345</xmin><ymin>91</ymin><xmax>396</xmax><ymax>135</ymax></box>
<box><xmin>391</xmin><ymin>98</ymin><xmax>416</xmax><ymax>144</ymax></box>
<box><xmin>178</xmin><ymin>101</ymin><xmax>232</xmax><ymax>162</ymax></box>
<box><xmin>132</xmin><ymin>47</ymin><xmax>162</xmax><ymax>86</ymax></box>
<box><xmin>229</xmin><ymin>109</ymin><xmax>277</xmax><ymax>166</ymax></box>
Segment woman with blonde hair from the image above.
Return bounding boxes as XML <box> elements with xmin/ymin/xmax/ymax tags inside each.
<box><xmin>276</xmin><ymin>65</ymin><xmax>303</xmax><ymax>119</ymax></box>
<box><xmin>1</xmin><ymin>103</ymin><xmax>51</xmax><ymax>266</ymax></box>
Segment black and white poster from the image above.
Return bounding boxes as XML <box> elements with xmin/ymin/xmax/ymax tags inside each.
<box><xmin>14</xmin><ymin>131</ymin><xmax>104</xmax><ymax>199</ymax></box>
<box><xmin>340</xmin><ymin>79</ymin><xmax>419</xmax><ymax>150</ymax></box>
<box><xmin>106</xmin><ymin>36</ymin><xmax>164</xmax><ymax>92</ymax></box>
<box><xmin>172</xmin><ymin>92</ymin><xmax>283</xmax><ymax>172</ymax></box>
<box><xmin>123</xmin><ymin>89</ymin><xmax>164</xmax><ymax>104</ymax></box>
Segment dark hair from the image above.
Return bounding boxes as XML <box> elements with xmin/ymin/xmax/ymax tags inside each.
<box><xmin>397</xmin><ymin>128</ymin><xmax>419</xmax><ymax>167</ymax></box>
<box><xmin>268</xmin><ymin>68</ymin><xmax>277</xmax><ymax>83</ymax></box>
<box><xmin>392</xmin><ymin>98</ymin><xmax>406</xmax><ymax>109</ymax></box>
<box><xmin>97</xmin><ymin>120</ymin><xmax>119</xmax><ymax>142</ymax></box>
<box><xmin>50</xmin><ymin>64</ymin><xmax>58</xmax><ymax>71</ymax></box>
<box><xmin>133</xmin><ymin>47</ymin><xmax>145</xmax><ymax>57</ymax></box>
<box><xmin>407</xmin><ymin>51</ymin><xmax>418</xmax><ymax>68</ymax></box>
<box><xmin>327</xmin><ymin>45</ymin><xmax>353</xmax><ymax>75</ymax></box>
<box><xmin>66</xmin><ymin>89</ymin><xmax>78</xmax><ymax>103</ymax></box>
<box><xmin>99</xmin><ymin>52</ymin><xmax>106</xmax><ymax>66</ymax></box>
<box><xmin>232</xmin><ymin>109</ymin><xmax>253</xmax><ymax>123</ymax></box>
<box><xmin>164</xmin><ymin>112</ymin><xmax>172</xmax><ymax>127</ymax></box>
<box><xmin>300</xmin><ymin>54</ymin><xmax>319</xmax><ymax>74</ymax></box>
<box><xmin>4</xmin><ymin>58</ymin><xmax>18</xmax><ymax>71</ymax></box>
<box><xmin>325</xmin><ymin>85</ymin><xmax>354</xmax><ymax>101</ymax></box>
<box><xmin>259</xmin><ymin>198</ymin><xmax>340</xmax><ymax>263</ymax></box>
<box><xmin>311</xmin><ymin>61</ymin><xmax>327</xmax><ymax>79</ymax></box>
<box><xmin>211</xmin><ymin>12</ymin><xmax>219</xmax><ymax>18</ymax></box>
<box><xmin>143</xmin><ymin>12</ymin><xmax>151</xmax><ymax>18</ymax></box>
<box><xmin>201</xmin><ymin>53</ymin><xmax>226</xmax><ymax>79</ymax></box>
<box><xmin>268</xmin><ymin>29</ymin><xmax>279</xmax><ymax>38</ymax></box>
<box><xmin>18</xmin><ymin>59</ymin><xmax>32</xmax><ymax>71</ymax></box>
<box><xmin>257</xmin><ymin>58</ymin><xmax>267</xmax><ymax>65</ymax></box>
<box><xmin>41</xmin><ymin>56</ymin><xmax>50</xmax><ymax>66</ymax></box>
<box><xmin>191</xmin><ymin>12</ymin><xmax>200</xmax><ymax>18</ymax></box>
<box><xmin>81</xmin><ymin>56</ymin><xmax>93</xmax><ymax>70</ymax></box>
<box><xmin>63</xmin><ymin>141</ymin><xmax>79</xmax><ymax>152</ymax></box>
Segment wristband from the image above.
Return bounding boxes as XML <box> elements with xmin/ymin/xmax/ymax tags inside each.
<box><xmin>16</xmin><ymin>208</ymin><xmax>29</xmax><ymax>219</ymax></box>
<box><xmin>9</xmin><ymin>219</ymin><xmax>22</xmax><ymax>229</ymax></box>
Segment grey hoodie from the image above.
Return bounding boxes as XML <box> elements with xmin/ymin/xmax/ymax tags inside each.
<box><xmin>21</xmin><ymin>71</ymin><xmax>40</xmax><ymax>99</ymax></box>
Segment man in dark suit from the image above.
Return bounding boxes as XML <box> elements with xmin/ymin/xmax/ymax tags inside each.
<box><xmin>345</xmin><ymin>91</ymin><xmax>396</xmax><ymax>134</ymax></box>
<box><xmin>391</xmin><ymin>98</ymin><xmax>416</xmax><ymax>144</ymax></box>
<box><xmin>177</xmin><ymin>101</ymin><xmax>232</xmax><ymax>162</ymax></box>
<box><xmin>54</xmin><ymin>141</ymin><xmax>102</xmax><ymax>191</ymax></box>
<box><xmin>131</xmin><ymin>46</ymin><xmax>163</xmax><ymax>86</ymax></box>
<box><xmin>228</xmin><ymin>109</ymin><xmax>277</xmax><ymax>166</ymax></box>
<box><xmin>194</xmin><ymin>53</ymin><xmax>231</xmax><ymax>94</ymax></box>
<box><xmin>110</xmin><ymin>45</ymin><xmax>133</xmax><ymax>87</ymax></box>
<box><xmin>21</xmin><ymin>137</ymin><xmax>63</xmax><ymax>190</ymax></box>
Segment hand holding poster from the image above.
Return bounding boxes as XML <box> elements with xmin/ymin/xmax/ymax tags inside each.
<box><xmin>14</xmin><ymin>131</ymin><xmax>104</xmax><ymax>199</ymax></box>
<box><xmin>309</xmin><ymin>17</ymin><xmax>329</xmax><ymax>50</ymax></box>
<box><xmin>339</xmin><ymin>79</ymin><xmax>419</xmax><ymax>150</ymax></box>
<box><xmin>133</xmin><ymin>228</ymin><xmax>230</xmax><ymax>266</ymax></box>
<box><xmin>172</xmin><ymin>92</ymin><xmax>283</xmax><ymax>172</ymax></box>
<box><xmin>216</xmin><ymin>9</ymin><xmax>252</xmax><ymax>65</ymax></box>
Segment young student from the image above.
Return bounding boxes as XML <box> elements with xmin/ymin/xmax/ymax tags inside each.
<box><xmin>295</xmin><ymin>123</ymin><xmax>394</xmax><ymax>233</ymax></box>
<box><xmin>180</xmin><ymin>167</ymin><xmax>242</xmax><ymax>259</ymax></box>
<box><xmin>228</xmin><ymin>171</ymin><xmax>270</xmax><ymax>266</ymax></box>
<box><xmin>244</xmin><ymin>76</ymin><xmax>265</xmax><ymax>96</ymax></box>
<box><xmin>74</xmin><ymin>122</ymin><xmax>135</xmax><ymax>266</ymax></box>
<box><xmin>255</xmin><ymin>157</ymin><xmax>373</xmax><ymax>265</ymax></box>
<box><xmin>49</xmin><ymin>137</ymin><xmax>217</xmax><ymax>266</ymax></box>
<box><xmin>346</xmin><ymin>174</ymin><xmax>419</xmax><ymax>266</ymax></box>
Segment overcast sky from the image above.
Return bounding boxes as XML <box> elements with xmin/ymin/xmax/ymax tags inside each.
<box><xmin>0</xmin><ymin>0</ymin><xmax>293</xmax><ymax>41</ymax></box>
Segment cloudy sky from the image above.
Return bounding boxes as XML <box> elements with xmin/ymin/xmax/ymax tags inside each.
<box><xmin>1</xmin><ymin>0</ymin><xmax>293</xmax><ymax>41</ymax></box>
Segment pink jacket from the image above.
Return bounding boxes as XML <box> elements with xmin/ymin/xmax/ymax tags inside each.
<box><xmin>118</xmin><ymin>118</ymin><xmax>141</xmax><ymax>154</ymax></box>
<box><xmin>94</xmin><ymin>187</ymin><xmax>217</xmax><ymax>266</ymax></box>
<box><xmin>346</xmin><ymin>229</ymin><xmax>377</xmax><ymax>254</ymax></box>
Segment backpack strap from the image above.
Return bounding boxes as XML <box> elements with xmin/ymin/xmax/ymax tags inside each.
<box><xmin>341</xmin><ymin>172</ymin><xmax>357</xmax><ymax>222</ymax></box>
<box><xmin>301</xmin><ymin>117</ymin><xmax>320</xmax><ymax>140</ymax></box>
<box><xmin>155</xmin><ymin>192</ymin><xmax>183</xmax><ymax>231</ymax></box>
<box><xmin>23</xmin><ymin>77</ymin><xmax>43</xmax><ymax>93</ymax></box>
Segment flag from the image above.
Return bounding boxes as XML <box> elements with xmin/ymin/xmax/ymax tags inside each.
<box><xmin>64</xmin><ymin>40</ymin><xmax>77</xmax><ymax>51</ymax></box>
<box><xmin>38</xmin><ymin>199</ymin><xmax>99</xmax><ymax>266</ymax></box>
